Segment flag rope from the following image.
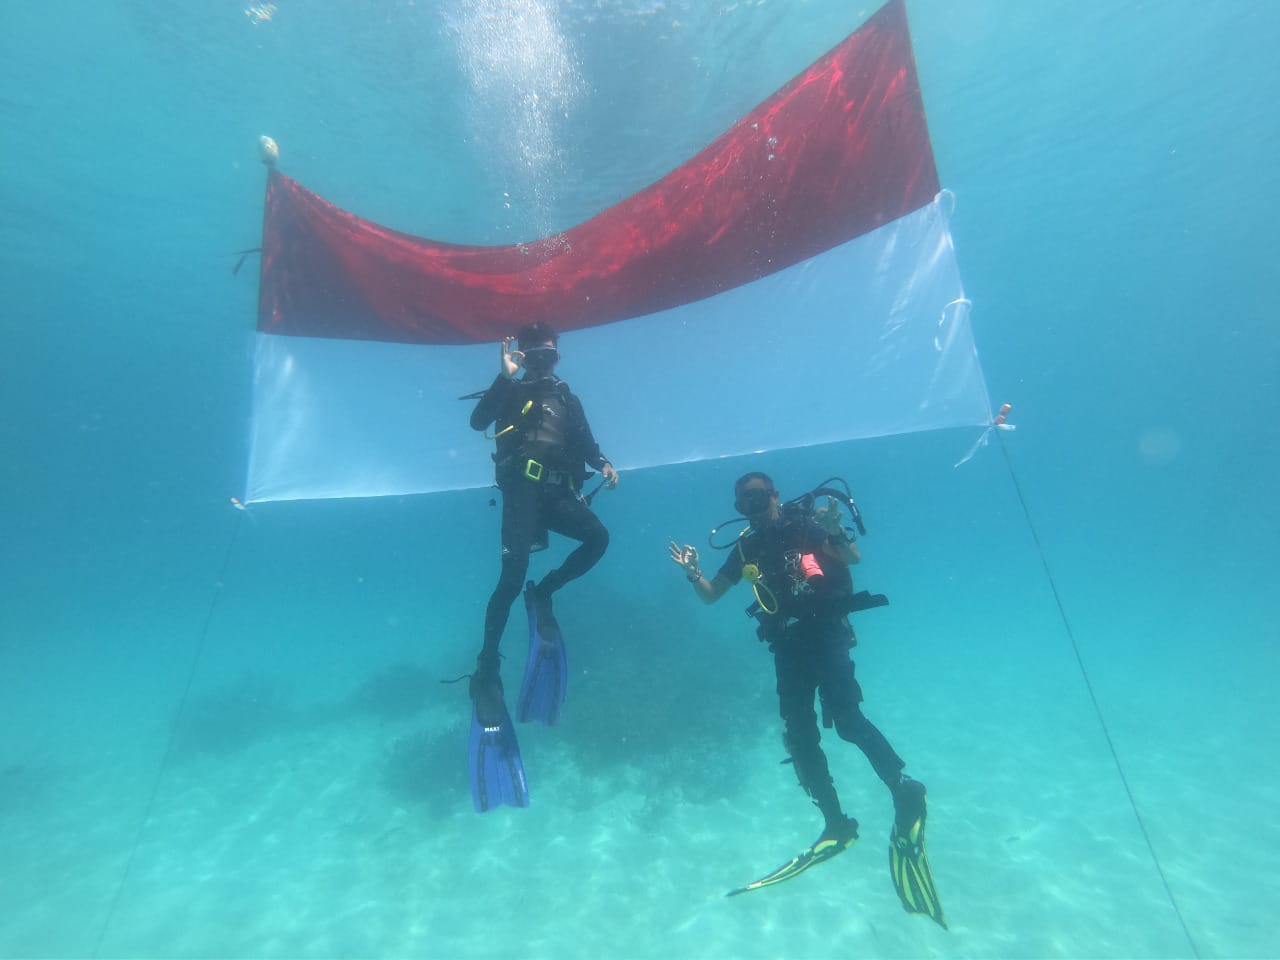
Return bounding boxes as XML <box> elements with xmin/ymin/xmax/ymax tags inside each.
<box><xmin>92</xmin><ymin>510</ymin><xmax>246</xmax><ymax>957</ymax></box>
<box><xmin>997</xmin><ymin>432</ymin><xmax>1201</xmax><ymax>959</ymax></box>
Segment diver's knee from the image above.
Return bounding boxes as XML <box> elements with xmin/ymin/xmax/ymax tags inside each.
<box><xmin>495</xmin><ymin>556</ymin><xmax>529</xmax><ymax>595</ymax></box>
<box><xmin>832</xmin><ymin>706</ymin><xmax>870</xmax><ymax>744</ymax></box>
<box><xmin>588</xmin><ymin>523</ymin><xmax>609</xmax><ymax>559</ymax></box>
<box><xmin>783</xmin><ymin>726</ymin><xmax>821</xmax><ymax>758</ymax></box>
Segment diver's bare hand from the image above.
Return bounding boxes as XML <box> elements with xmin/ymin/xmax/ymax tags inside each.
<box><xmin>668</xmin><ymin>541</ymin><xmax>700</xmax><ymax>577</ymax></box>
<box><xmin>601</xmin><ymin>463</ymin><xmax>620</xmax><ymax>489</ymax></box>
<box><xmin>814</xmin><ymin>496</ymin><xmax>844</xmax><ymax>535</ymax></box>
<box><xmin>500</xmin><ymin>337</ymin><xmax>524</xmax><ymax>379</ymax></box>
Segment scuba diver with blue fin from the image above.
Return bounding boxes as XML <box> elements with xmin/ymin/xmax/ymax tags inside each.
<box><xmin>462</xmin><ymin>322</ymin><xmax>619</xmax><ymax>813</ymax></box>
<box><xmin>669</xmin><ymin>472</ymin><xmax>944</xmax><ymax>927</ymax></box>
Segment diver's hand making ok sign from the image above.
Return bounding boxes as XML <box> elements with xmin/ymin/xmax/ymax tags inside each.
<box><xmin>499</xmin><ymin>337</ymin><xmax>524</xmax><ymax>378</ymax></box>
<box><xmin>668</xmin><ymin>541</ymin><xmax>701</xmax><ymax>579</ymax></box>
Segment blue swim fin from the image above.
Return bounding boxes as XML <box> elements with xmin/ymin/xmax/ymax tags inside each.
<box><xmin>518</xmin><ymin>581</ymin><xmax>568</xmax><ymax>725</ymax></box>
<box><xmin>468</xmin><ymin>675</ymin><xmax>529</xmax><ymax>812</ymax></box>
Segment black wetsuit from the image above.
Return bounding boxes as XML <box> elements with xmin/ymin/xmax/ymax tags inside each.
<box><xmin>716</xmin><ymin>515</ymin><xmax>905</xmax><ymax>825</ymax></box>
<box><xmin>470</xmin><ymin>373</ymin><xmax>610</xmax><ymax>664</ymax></box>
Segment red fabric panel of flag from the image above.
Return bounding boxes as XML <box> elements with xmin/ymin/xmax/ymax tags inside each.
<box><xmin>257</xmin><ymin>0</ymin><xmax>935</xmax><ymax>346</ymax></box>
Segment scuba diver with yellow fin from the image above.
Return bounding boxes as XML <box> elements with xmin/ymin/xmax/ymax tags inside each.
<box><xmin>669</xmin><ymin>472</ymin><xmax>944</xmax><ymax>927</ymax></box>
<box><xmin>461</xmin><ymin>322</ymin><xmax>618</xmax><ymax>812</ymax></box>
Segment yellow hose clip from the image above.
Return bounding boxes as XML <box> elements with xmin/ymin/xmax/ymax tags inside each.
<box><xmin>742</xmin><ymin>562</ymin><xmax>779</xmax><ymax>615</ymax></box>
<box><xmin>485</xmin><ymin>399</ymin><xmax>535</xmax><ymax>440</ymax></box>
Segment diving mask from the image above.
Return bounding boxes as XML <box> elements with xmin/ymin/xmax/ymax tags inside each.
<box><xmin>735</xmin><ymin>486</ymin><xmax>775</xmax><ymax>518</ymax></box>
<box><xmin>521</xmin><ymin>345</ymin><xmax>560</xmax><ymax>369</ymax></box>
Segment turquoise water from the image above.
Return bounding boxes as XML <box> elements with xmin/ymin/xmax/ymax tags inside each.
<box><xmin>2</xmin><ymin>1</ymin><xmax>1278</xmax><ymax>957</ymax></box>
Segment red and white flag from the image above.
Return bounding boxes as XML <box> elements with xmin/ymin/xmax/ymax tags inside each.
<box><xmin>246</xmin><ymin>0</ymin><xmax>991</xmax><ymax>503</ymax></box>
